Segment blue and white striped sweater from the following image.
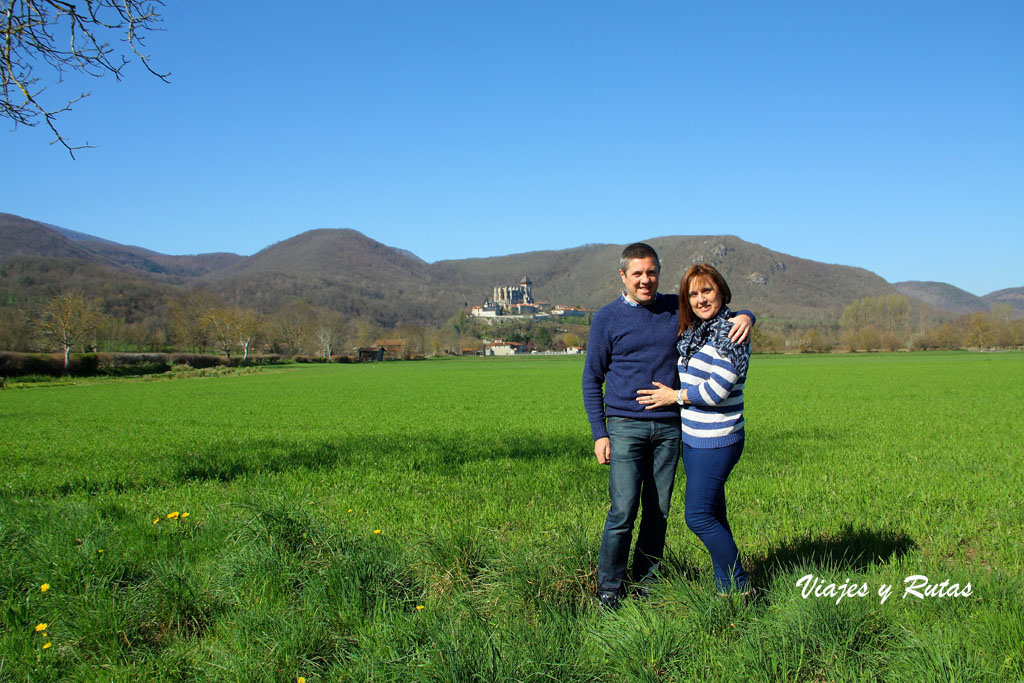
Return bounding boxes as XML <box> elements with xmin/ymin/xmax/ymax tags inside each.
<box><xmin>679</xmin><ymin>343</ymin><xmax>746</xmax><ymax>448</ymax></box>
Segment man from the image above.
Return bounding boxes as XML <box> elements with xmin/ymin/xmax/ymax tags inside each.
<box><xmin>582</xmin><ymin>242</ymin><xmax>753</xmax><ymax>608</ymax></box>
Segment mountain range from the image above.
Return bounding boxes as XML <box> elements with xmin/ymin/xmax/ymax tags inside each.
<box><xmin>2</xmin><ymin>211</ymin><xmax>1020</xmax><ymax>327</ymax></box>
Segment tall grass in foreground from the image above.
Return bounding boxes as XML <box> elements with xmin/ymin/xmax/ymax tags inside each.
<box><xmin>1</xmin><ymin>352</ymin><xmax>1022</xmax><ymax>680</ymax></box>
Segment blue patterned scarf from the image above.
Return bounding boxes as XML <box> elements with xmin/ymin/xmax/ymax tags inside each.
<box><xmin>677</xmin><ymin>305</ymin><xmax>750</xmax><ymax>377</ymax></box>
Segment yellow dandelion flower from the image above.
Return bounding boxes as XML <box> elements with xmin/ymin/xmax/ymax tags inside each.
<box><xmin>98</xmin><ymin>549</ymin><xmax>104</xmax><ymax>554</ymax></box>
<box><xmin>181</xmin><ymin>512</ymin><xmax>190</xmax><ymax>518</ymax></box>
<box><xmin>297</xmin><ymin>677</ymin><xmax>306</xmax><ymax>683</ymax></box>
<box><xmin>347</xmin><ymin>508</ymin><xmax>353</xmax><ymax>512</ymax></box>
<box><xmin>416</xmin><ymin>605</ymin><xmax>425</xmax><ymax>610</ymax></box>
<box><xmin>40</xmin><ymin>583</ymin><xmax>50</xmax><ymax>592</ymax></box>
<box><xmin>43</xmin><ymin>642</ymin><xmax>52</xmax><ymax>649</ymax></box>
<box><xmin>153</xmin><ymin>519</ymin><xmax>160</xmax><ymax>525</ymax></box>
<box><xmin>373</xmin><ymin>529</ymin><xmax>382</xmax><ymax>534</ymax></box>
<box><xmin>166</xmin><ymin>511</ymin><xmax>179</xmax><ymax>519</ymax></box>
<box><xmin>35</xmin><ymin>623</ymin><xmax>47</xmax><ymax>632</ymax></box>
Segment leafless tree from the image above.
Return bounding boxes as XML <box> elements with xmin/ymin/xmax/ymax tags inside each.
<box><xmin>202</xmin><ymin>307</ymin><xmax>243</xmax><ymax>361</ymax></box>
<box><xmin>0</xmin><ymin>306</ymin><xmax>33</xmax><ymax>351</ymax></box>
<box><xmin>236</xmin><ymin>309</ymin><xmax>261</xmax><ymax>362</ymax></box>
<box><xmin>966</xmin><ymin>312</ymin><xmax>994</xmax><ymax>351</ymax></box>
<box><xmin>168</xmin><ymin>289</ymin><xmax>220</xmax><ymax>352</ymax></box>
<box><xmin>314</xmin><ymin>309</ymin><xmax>344</xmax><ymax>360</ymax></box>
<box><xmin>33</xmin><ymin>290</ymin><xmax>105</xmax><ymax>370</ymax></box>
<box><xmin>396</xmin><ymin>322</ymin><xmax>426</xmax><ymax>359</ymax></box>
<box><xmin>351</xmin><ymin>317</ymin><xmax>380</xmax><ymax>349</ymax></box>
<box><xmin>426</xmin><ymin>330</ymin><xmax>443</xmax><ymax>357</ymax></box>
<box><xmin>275</xmin><ymin>300</ymin><xmax>316</xmax><ymax>356</ymax></box>
<box><xmin>2</xmin><ymin>0</ymin><xmax>170</xmax><ymax>156</ymax></box>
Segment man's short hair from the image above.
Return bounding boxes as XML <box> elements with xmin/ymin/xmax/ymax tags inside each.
<box><xmin>619</xmin><ymin>242</ymin><xmax>660</xmax><ymax>273</ymax></box>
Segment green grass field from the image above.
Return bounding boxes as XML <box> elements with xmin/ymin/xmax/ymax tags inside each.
<box><xmin>2</xmin><ymin>352</ymin><xmax>1022</xmax><ymax>681</ymax></box>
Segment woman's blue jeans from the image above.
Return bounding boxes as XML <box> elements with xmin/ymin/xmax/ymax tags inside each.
<box><xmin>682</xmin><ymin>439</ymin><xmax>748</xmax><ymax>592</ymax></box>
<box><xmin>597</xmin><ymin>416</ymin><xmax>681</xmax><ymax>596</ymax></box>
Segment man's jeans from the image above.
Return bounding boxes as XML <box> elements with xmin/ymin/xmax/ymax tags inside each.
<box><xmin>597</xmin><ymin>416</ymin><xmax>681</xmax><ymax>595</ymax></box>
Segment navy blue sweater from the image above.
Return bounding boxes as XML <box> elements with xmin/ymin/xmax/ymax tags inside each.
<box><xmin>582</xmin><ymin>293</ymin><xmax>753</xmax><ymax>441</ymax></box>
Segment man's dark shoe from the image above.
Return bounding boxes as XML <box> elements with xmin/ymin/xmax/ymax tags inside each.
<box><xmin>598</xmin><ymin>591</ymin><xmax>621</xmax><ymax>610</ymax></box>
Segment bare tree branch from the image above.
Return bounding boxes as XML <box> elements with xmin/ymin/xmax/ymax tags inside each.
<box><xmin>32</xmin><ymin>290</ymin><xmax>105</xmax><ymax>370</ymax></box>
<box><xmin>2</xmin><ymin>0</ymin><xmax>169</xmax><ymax>157</ymax></box>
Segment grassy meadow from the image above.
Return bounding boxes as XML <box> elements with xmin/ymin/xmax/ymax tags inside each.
<box><xmin>2</xmin><ymin>352</ymin><xmax>1022</xmax><ymax>681</ymax></box>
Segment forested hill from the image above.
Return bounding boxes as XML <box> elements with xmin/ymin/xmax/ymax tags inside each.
<box><xmin>431</xmin><ymin>236</ymin><xmax>898</xmax><ymax>322</ymax></box>
<box><xmin>892</xmin><ymin>281</ymin><xmax>990</xmax><ymax>315</ymax></box>
<box><xmin>2</xmin><ymin>212</ymin><xmax>1019</xmax><ymax>326</ymax></box>
<box><xmin>1</xmin><ymin>213</ymin><xmax>243</xmax><ymax>282</ymax></box>
<box><xmin>982</xmin><ymin>287</ymin><xmax>1024</xmax><ymax>313</ymax></box>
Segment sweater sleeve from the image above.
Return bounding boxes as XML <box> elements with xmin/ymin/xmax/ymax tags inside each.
<box><xmin>685</xmin><ymin>344</ymin><xmax>749</xmax><ymax>407</ymax></box>
<box><xmin>582</xmin><ymin>313</ymin><xmax>611</xmax><ymax>441</ymax></box>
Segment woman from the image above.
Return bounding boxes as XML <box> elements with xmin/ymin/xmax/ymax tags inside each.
<box><xmin>636</xmin><ymin>263</ymin><xmax>751</xmax><ymax>596</ymax></box>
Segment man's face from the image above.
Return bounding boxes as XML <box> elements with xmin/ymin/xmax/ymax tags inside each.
<box><xmin>619</xmin><ymin>256</ymin><xmax>660</xmax><ymax>305</ymax></box>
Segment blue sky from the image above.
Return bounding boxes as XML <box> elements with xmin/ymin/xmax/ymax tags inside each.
<box><xmin>4</xmin><ymin>1</ymin><xmax>1021</xmax><ymax>296</ymax></box>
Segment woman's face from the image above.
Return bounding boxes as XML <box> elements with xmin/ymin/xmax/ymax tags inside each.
<box><xmin>687</xmin><ymin>275</ymin><xmax>721</xmax><ymax>321</ymax></box>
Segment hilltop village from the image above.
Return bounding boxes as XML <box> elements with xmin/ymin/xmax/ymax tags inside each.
<box><xmin>470</xmin><ymin>276</ymin><xmax>589</xmax><ymax>322</ymax></box>
<box><xmin>469</xmin><ymin>276</ymin><xmax>589</xmax><ymax>355</ymax></box>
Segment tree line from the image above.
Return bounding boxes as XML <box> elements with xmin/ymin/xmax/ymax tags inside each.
<box><xmin>3</xmin><ymin>290</ymin><xmax>1020</xmax><ymax>367</ymax></box>
<box><xmin>1</xmin><ymin>289</ymin><xmax>593</xmax><ymax>366</ymax></box>
<box><xmin>750</xmin><ymin>295</ymin><xmax>1023</xmax><ymax>353</ymax></box>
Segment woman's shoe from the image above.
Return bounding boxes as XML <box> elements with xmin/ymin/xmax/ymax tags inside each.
<box><xmin>715</xmin><ymin>587</ymin><xmax>757</xmax><ymax>605</ymax></box>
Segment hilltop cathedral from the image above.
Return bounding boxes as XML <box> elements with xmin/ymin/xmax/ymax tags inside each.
<box><xmin>472</xmin><ymin>276</ymin><xmax>537</xmax><ymax>318</ymax></box>
<box><xmin>492</xmin><ymin>276</ymin><xmax>534</xmax><ymax>307</ymax></box>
